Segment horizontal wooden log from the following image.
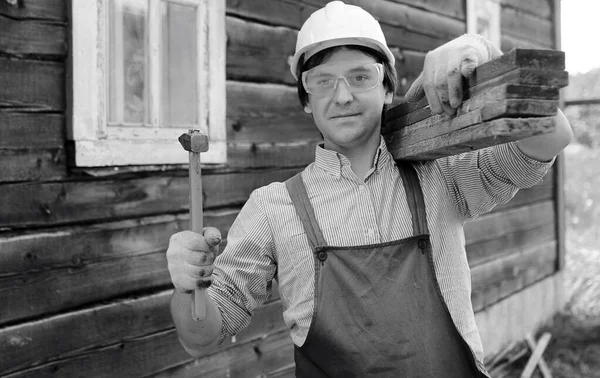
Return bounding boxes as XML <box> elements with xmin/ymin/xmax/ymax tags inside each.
<box><xmin>0</xmin><ymin>113</ymin><xmax>64</xmax><ymax>148</ymax></box>
<box><xmin>0</xmin><ymin>15</ymin><xmax>66</xmax><ymax>58</ymax></box>
<box><xmin>471</xmin><ymin>240</ymin><xmax>557</xmax><ymax>312</ymax></box>
<box><xmin>227</xmin><ymin>140</ymin><xmax>318</xmax><ymax>168</ymax></box>
<box><xmin>387</xmin><ymin>116</ymin><xmax>556</xmax><ymax>160</ymax></box>
<box><xmin>387</xmin><ymin>0</ymin><xmax>465</xmax><ymax>20</ymax></box>
<box><xmin>226</xmin><ymin>81</ymin><xmax>318</xmax><ymax>143</ymax></box>
<box><xmin>467</xmin><ymin>222</ymin><xmax>555</xmax><ymax>268</ymax></box>
<box><xmin>0</xmin><ymin>0</ymin><xmax>66</xmax><ymax>21</ymax></box>
<box><xmin>226</xmin><ymin>0</ymin><xmax>313</xmax><ymax>30</ymax></box>
<box><xmin>4</xmin><ymin>320</ymin><xmax>292</xmax><ymax>378</ymax></box>
<box><xmin>0</xmin><ymin>57</ymin><xmax>64</xmax><ymax>111</ymax></box>
<box><xmin>155</xmin><ymin>329</ymin><xmax>294</xmax><ymax>378</ymax></box>
<box><xmin>501</xmin><ymin>0</ymin><xmax>552</xmax><ymax>20</ymax></box>
<box><xmin>465</xmin><ymin>200</ymin><xmax>554</xmax><ymax>246</ymax></box>
<box><xmin>0</xmin><ymin>288</ymin><xmax>287</xmax><ymax>375</ymax></box>
<box><xmin>0</xmin><ymin>167</ymin><xmax>299</xmax><ymax>228</ymax></box>
<box><xmin>0</xmin><ymin>147</ymin><xmax>66</xmax><ymax>183</ymax></box>
<box><xmin>0</xmin><ymin>209</ymin><xmax>239</xmax><ymax>325</ymax></box>
<box><xmin>501</xmin><ymin>35</ymin><xmax>549</xmax><ymax>52</ymax></box>
<box><xmin>226</xmin><ymin>16</ymin><xmax>297</xmax><ymax>85</ymax></box>
<box><xmin>501</xmin><ymin>6</ymin><xmax>554</xmax><ymax>48</ymax></box>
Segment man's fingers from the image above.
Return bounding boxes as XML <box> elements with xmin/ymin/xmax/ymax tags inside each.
<box><xmin>184</xmin><ymin>249</ymin><xmax>215</xmax><ymax>266</ymax></box>
<box><xmin>203</xmin><ymin>227</ymin><xmax>222</xmax><ymax>248</ymax></box>
<box><xmin>447</xmin><ymin>66</ymin><xmax>463</xmax><ymax>109</ymax></box>
<box><xmin>424</xmin><ymin>84</ymin><xmax>443</xmax><ymax>115</ymax></box>
<box><xmin>405</xmin><ymin>72</ymin><xmax>425</xmax><ymax>102</ymax></box>
<box><xmin>460</xmin><ymin>51</ymin><xmax>480</xmax><ymax>78</ymax></box>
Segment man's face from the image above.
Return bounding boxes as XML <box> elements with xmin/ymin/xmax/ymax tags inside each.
<box><xmin>303</xmin><ymin>49</ymin><xmax>393</xmax><ymax>151</ymax></box>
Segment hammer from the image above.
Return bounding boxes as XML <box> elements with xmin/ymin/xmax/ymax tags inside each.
<box><xmin>178</xmin><ymin>129</ymin><xmax>209</xmax><ymax>321</ymax></box>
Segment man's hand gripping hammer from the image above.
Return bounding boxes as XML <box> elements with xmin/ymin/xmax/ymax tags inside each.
<box><xmin>178</xmin><ymin>129</ymin><xmax>210</xmax><ymax>321</ymax></box>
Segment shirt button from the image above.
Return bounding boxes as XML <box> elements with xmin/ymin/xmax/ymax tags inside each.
<box><xmin>367</xmin><ymin>229</ymin><xmax>375</xmax><ymax>237</ymax></box>
<box><xmin>359</xmin><ymin>185</ymin><xmax>366</xmax><ymax>192</ymax></box>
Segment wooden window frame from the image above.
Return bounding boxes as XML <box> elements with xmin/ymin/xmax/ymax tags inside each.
<box><xmin>68</xmin><ymin>0</ymin><xmax>226</xmax><ymax>167</ymax></box>
<box><xmin>466</xmin><ymin>0</ymin><xmax>501</xmax><ymax>50</ymax></box>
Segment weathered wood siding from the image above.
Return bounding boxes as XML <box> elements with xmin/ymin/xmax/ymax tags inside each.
<box><xmin>0</xmin><ymin>0</ymin><xmax>560</xmax><ymax>376</ymax></box>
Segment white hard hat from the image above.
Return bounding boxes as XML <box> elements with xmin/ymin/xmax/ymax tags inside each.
<box><xmin>290</xmin><ymin>1</ymin><xmax>395</xmax><ymax>80</ymax></box>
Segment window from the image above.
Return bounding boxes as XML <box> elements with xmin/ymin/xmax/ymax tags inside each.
<box><xmin>466</xmin><ymin>0</ymin><xmax>501</xmax><ymax>50</ymax></box>
<box><xmin>68</xmin><ymin>0</ymin><xmax>226</xmax><ymax>166</ymax></box>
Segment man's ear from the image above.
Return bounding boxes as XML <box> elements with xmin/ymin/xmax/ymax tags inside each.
<box><xmin>304</xmin><ymin>104</ymin><xmax>313</xmax><ymax>114</ymax></box>
<box><xmin>384</xmin><ymin>91</ymin><xmax>393</xmax><ymax>105</ymax></box>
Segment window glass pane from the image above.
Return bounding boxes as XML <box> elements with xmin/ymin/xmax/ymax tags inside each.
<box><xmin>108</xmin><ymin>0</ymin><xmax>148</xmax><ymax>124</ymax></box>
<box><xmin>161</xmin><ymin>1</ymin><xmax>197</xmax><ymax>127</ymax></box>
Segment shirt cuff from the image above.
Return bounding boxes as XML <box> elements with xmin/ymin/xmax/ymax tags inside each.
<box><xmin>207</xmin><ymin>284</ymin><xmax>252</xmax><ymax>346</ymax></box>
<box><xmin>493</xmin><ymin>142</ymin><xmax>555</xmax><ymax>188</ymax></box>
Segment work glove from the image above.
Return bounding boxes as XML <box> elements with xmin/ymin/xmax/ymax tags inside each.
<box><xmin>166</xmin><ymin>227</ymin><xmax>222</xmax><ymax>293</ymax></box>
<box><xmin>405</xmin><ymin>33</ymin><xmax>503</xmax><ymax>115</ymax></box>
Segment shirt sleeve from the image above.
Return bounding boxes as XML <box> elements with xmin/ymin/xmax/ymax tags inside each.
<box><xmin>207</xmin><ymin>189</ymin><xmax>277</xmax><ymax>345</ymax></box>
<box><xmin>434</xmin><ymin>141</ymin><xmax>555</xmax><ymax>221</ymax></box>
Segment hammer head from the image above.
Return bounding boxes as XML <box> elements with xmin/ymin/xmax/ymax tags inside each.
<box><xmin>179</xmin><ymin>130</ymin><xmax>209</xmax><ymax>153</ymax></box>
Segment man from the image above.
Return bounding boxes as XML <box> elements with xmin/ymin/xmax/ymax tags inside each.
<box><xmin>166</xmin><ymin>1</ymin><xmax>572</xmax><ymax>377</ymax></box>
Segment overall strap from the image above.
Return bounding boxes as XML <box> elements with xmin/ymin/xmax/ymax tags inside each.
<box><xmin>396</xmin><ymin>162</ymin><xmax>430</xmax><ymax>235</ymax></box>
<box><xmin>285</xmin><ymin>173</ymin><xmax>327</xmax><ymax>250</ymax></box>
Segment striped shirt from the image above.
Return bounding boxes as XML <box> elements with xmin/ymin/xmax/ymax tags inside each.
<box><xmin>207</xmin><ymin>137</ymin><xmax>553</xmax><ymax>373</ymax></box>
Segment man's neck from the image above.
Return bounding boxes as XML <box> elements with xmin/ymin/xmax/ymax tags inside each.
<box><xmin>325</xmin><ymin>133</ymin><xmax>381</xmax><ymax>181</ymax></box>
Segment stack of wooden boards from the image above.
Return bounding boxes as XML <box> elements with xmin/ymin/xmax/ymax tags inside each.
<box><xmin>382</xmin><ymin>48</ymin><xmax>568</xmax><ymax>160</ymax></box>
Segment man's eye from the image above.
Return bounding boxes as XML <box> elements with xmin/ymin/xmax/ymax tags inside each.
<box><xmin>352</xmin><ymin>74</ymin><xmax>369</xmax><ymax>82</ymax></box>
<box><xmin>315</xmin><ymin>78</ymin><xmax>334</xmax><ymax>86</ymax></box>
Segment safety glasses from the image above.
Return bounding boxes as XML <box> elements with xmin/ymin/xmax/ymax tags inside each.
<box><xmin>302</xmin><ymin>62</ymin><xmax>384</xmax><ymax>97</ymax></box>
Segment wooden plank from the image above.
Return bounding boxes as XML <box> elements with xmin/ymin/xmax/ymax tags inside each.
<box><xmin>524</xmin><ymin>333</ymin><xmax>553</xmax><ymax>378</ymax></box>
<box><xmin>0</xmin><ymin>57</ymin><xmax>64</xmax><ymax>111</ymax></box>
<box><xmin>226</xmin><ymin>81</ymin><xmax>319</xmax><ymax>143</ymax></box>
<box><xmin>344</xmin><ymin>0</ymin><xmax>464</xmax><ymax>42</ymax></box>
<box><xmin>387</xmin><ymin>0</ymin><xmax>465</xmax><ymax>20</ymax></box>
<box><xmin>0</xmin><ymin>168</ymin><xmax>299</xmax><ymax>228</ymax></box>
<box><xmin>227</xmin><ymin>140</ymin><xmax>317</xmax><ymax>168</ymax></box>
<box><xmin>0</xmin><ymin>291</ymin><xmax>174</xmax><ymax>375</ymax></box>
<box><xmin>501</xmin><ymin>35</ymin><xmax>548</xmax><ymax>52</ymax></box>
<box><xmin>520</xmin><ymin>333</ymin><xmax>552</xmax><ymax>378</ymax></box>
<box><xmin>501</xmin><ymin>7</ymin><xmax>554</xmax><ymax>48</ymax></box>
<box><xmin>465</xmin><ymin>201</ymin><xmax>554</xmax><ymax>245</ymax></box>
<box><xmin>0</xmin><ymin>0</ymin><xmax>66</xmax><ymax>21</ymax></box>
<box><xmin>0</xmin><ymin>148</ymin><xmax>66</xmax><ymax>183</ymax></box>
<box><xmin>471</xmin><ymin>241</ymin><xmax>558</xmax><ymax>312</ymax></box>
<box><xmin>5</xmin><ymin>327</ymin><xmax>294</xmax><ymax>378</ymax></box>
<box><xmin>0</xmin><ymin>290</ymin><xmax>286</xmax><ymax>375</ymax></box>
<box><xmin>0</xmin><ymin>210</ymin><xmax>238</xmax><ymax>325</ymax></box>
<box><xmin>0</xmin><ymin>113</ymin><xmax>64</xmax><ymax>148</ymax></box>
<box><xmin>386</xmin><ymin>116</ymin><xmax>556</xmax><ymax>161</ymax></box>
<box><xmin>226</xmin><ymin>16</ymin><xmax>297</xmax><ymax>85</ymax></box>
<box><xmin>0</xmin><ymin>15</ymin><xmax>66</xmax><ymax>58</ymax></box>
<box><xmin>226</xmin><ymin>0</ymin><xmax>312</xmax><ymax>29</ymax></box>
<box><xmin>154</xmin><ymin>329</ymin><xmax>294</xmax><ymax>378</ymax></box>
<box><xmin>466</xmin><ymin>222</ymin><xmax>555</xmax><ymax>268</ymax></box>
<box><xmin>553</xmin><ymin>0</ymin><xmax>565</xmax><ymax>272</ymax></box>
<box><xmin>501</xmin><ymin>0</ymin><xmax>552</xmax><ymax>20</ymax></box>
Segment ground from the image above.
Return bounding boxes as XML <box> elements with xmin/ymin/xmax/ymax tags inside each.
<box><xmin>492</xmin><ymin>143</ymin><xmax>600</xmax><ymax>378</ymax></box>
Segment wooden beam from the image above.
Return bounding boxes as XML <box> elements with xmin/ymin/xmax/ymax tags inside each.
<box><xmin>0</xmin><ymin>57</ymin><xmax>64</xmax><ymax>111</ymax></box>
<box><xmin>0</xmin><ymin>0</ymin><xmax>66</xmax><ymax>21</ymax></box>
<box><xmin>0</xmin><ymin>15</ymin><xmax>66</xmax><ymax>58</ymax></box>
<box><xmin>0</xmin><ymin>167</ymin><xmax>300</xmax><ymax>228</ymax></box>
<box><xmin>524</xmin><ymin>333</ymin><xmax>553</xmax><ymax>378</ymax></box>
<box><xmin>471</xmin><ymin>241</ymin><xmax>557</xmax><ymax>311</ymax></box>
<box><xmin>0</xmin><ymin>147</ymin><xmax>66</xmax><ymax>183</ymax></box>
<box><xmin>383</xmin><ymin>49</ymin><xmax>567</xmax><ymax>160</ymax></box>
<box><xmin>0</xmin><ymin>113</ymin><xmax>64</xmax><ymax>148</ymax></box>
<box><xmin>520</xmin><ymin>333</ymin><xmax>552</xmax><ymax>378</ymax></box>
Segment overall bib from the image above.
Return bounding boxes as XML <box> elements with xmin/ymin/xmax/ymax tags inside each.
<box><xmin>285</xmin><ymin>163</ymin><xmax>482</xmax><ymax>378</ymax></box>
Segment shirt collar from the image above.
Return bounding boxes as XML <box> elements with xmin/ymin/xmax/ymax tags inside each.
<box><xmin>314</xmin><ymin>136</ymin><xmax>392</xmax><ymax>179</ymax></box>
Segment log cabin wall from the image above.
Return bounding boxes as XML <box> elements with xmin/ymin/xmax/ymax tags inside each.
<box><xmin>0</xmin><ymin>0</ymin><xmax>561</xmax><ymax>376</ymax></box>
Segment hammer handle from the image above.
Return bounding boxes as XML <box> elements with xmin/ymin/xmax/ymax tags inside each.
<box><xmin>189</xmin><ymin>152</ymin><xmax>207</xmax><ymax>321</ymax></box>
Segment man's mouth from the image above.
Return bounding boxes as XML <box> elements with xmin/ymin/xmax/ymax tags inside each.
<box><xmin>330</xmin><ymin>113</ymin><xmax>361</xmax><ymax>119</ymax></box>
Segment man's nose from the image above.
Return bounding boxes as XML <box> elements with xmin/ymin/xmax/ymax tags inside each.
<box><xmin>332</xmin><ymin>77</ymin><xmax>353</xmax><ymax>104</ymax></box>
